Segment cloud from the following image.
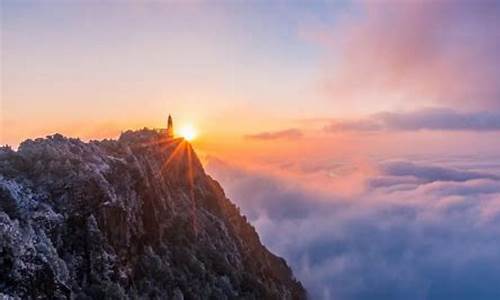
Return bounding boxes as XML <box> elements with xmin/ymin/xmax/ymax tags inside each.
<box><xmin>325</xmin><ymin>108</ymin><xmax>500</xmax><ymax>132</ymax></box>
<box><xmin>206</xmin><ymin>156</ymin><xmax>500</xmax><ymax>299</ymax></box>
<box><xmin>314</xmin><ymin>1</ymin><xmax>500</xmax><ymax>110</ymax></box>
<box><xmin>380</xmin><ymin>160</ymin><xmax>500</xmax><ymax>182</ymax></box>
<box><xmin>245</xmin><ymin>128</ymin><xmax>303</xmax><ymax>140</ymax></box>
<box><xmin>205</xmin><ymin>158</ymin><xmax>335</xmax><ymax>221</ymax></box>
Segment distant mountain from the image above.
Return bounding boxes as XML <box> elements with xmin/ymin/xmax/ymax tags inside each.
<box><xmin>0</xmin><ymin>129</ymin><xmax>306</xmax><ymax>299</ymax></box>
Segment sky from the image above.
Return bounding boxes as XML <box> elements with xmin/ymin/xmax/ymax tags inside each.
<box><xmin>3</xmin><ymin>0</ymin><xmax>500</xmax><ymax>299</ymax></box>
<box><xmin>2</xmin><ymin>0</ymin><xmax>500</xmax><ymax>150</ymax></box>
<box><xmin>2</xmin><ymin>0</ymin><xmax>338</xmax><ymax>144</ymax></box>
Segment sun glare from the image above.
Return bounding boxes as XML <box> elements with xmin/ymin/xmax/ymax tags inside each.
<box><xmin>178</xmin><ymin>124</ymin><xmax>198</xmax><ymax>141</ymax></box>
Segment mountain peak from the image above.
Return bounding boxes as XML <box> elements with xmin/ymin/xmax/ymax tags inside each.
<box><xmin>0</xmin><ymin>129</ymin><xmax>306</xmax><ymax>299</ymax></box>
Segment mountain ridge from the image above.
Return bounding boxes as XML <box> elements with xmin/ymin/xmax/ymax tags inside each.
<box><xmin>0</xmin><ymin>129</ymin><xmax>306</xmax><ymax>299</ymax></box>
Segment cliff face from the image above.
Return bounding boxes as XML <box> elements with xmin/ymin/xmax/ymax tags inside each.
<box><xmin>0</xmin><ymin>129</ymin><xmax>306</xmax><ymax>299</ymax></box>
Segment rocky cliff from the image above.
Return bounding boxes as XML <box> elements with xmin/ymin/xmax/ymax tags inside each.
<box><xmin>0</xmin><ymin>129</ymin><xmax>306</xmax><ymax>299</ymax></box>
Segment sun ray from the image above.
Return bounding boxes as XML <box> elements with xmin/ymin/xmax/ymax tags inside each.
<box><xmin>186</xmin><ymin>143</ymin><xmax>198</xmax><ymax>236</ymax></box>
<box><xmin>159</xmin><ymin>140</ymin><xmax>186</xmax><ymax>174</ymax></box>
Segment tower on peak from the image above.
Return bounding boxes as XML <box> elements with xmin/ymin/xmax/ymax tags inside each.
<box><xmin>167</xmin><ymin>115</ymin><xmax>174</xmax><ymax>138</ymax></box>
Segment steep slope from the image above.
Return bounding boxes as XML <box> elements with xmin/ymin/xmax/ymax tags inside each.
<box><xmin>0</xmin><ymin>129</ymin><xmax>306</xmax><ymax>299</ymax></box>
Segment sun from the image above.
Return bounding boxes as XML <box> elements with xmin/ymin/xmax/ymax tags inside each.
<box><xmin>178</xmin><ymin>124</ymin><xmax>198</xmax><ymax>141</ymax></box>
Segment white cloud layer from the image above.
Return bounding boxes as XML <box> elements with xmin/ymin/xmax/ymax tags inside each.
<box><xmin>207</xmin><ymin>156</ymin><xmax>500</xmax><ymax>299</ymax></box>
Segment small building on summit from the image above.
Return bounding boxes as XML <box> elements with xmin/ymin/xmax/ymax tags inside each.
<box><xmin>167</xmin><ymin>114</ymin><xmax>174</xmax><ymax>138</ymax></box>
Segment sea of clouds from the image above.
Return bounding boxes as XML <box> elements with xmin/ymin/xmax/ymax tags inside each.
<box><xmin>206</xmin><ymin>155</ymin><xmax>500</xmax><ymax>299</ymax></box>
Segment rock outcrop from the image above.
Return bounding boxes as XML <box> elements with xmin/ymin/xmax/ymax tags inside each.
<box><xmin>0</xmin><ymin>129</ymin><xmax>306</xmax><ymax>299</ymax></box>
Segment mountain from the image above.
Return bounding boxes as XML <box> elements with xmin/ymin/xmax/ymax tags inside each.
<box><xmin>0</xmin><ymin>129</ymin><xmax>306</xmax><ymax>299</ymax></box>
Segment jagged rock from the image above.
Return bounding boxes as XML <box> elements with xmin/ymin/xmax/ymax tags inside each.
<box><xmin>0</xmin><ymin>129</ymin><xmax>306</xmax><ymax>299</ymax></box>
